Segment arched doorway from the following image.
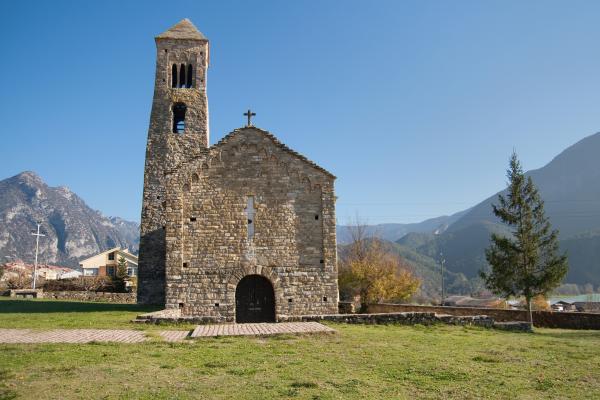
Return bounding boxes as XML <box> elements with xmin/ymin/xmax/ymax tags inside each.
<box><xmin>235</xmin><ymin>275</ymin><xmax>276</xmax><ymax>323</ymax></box>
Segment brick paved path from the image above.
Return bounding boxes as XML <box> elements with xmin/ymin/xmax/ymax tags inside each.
<box><xmin>0</xmin><ymin>322</ymin><xmax>333</xmax><ymax>343</ymax></box>
<box><xmin>0</xmin><ymin>329</ymin><xmax>148</xmax><ymax>344</ymax></box>
<box><xmin>191</xmin><ymin>322</ymin><xmax>335</xmax><ymax>337</ymax></box>
<box><xmin>159</xmin><ymin>330</ymin><xmax>190</xmax><ymax>342</ymax></box>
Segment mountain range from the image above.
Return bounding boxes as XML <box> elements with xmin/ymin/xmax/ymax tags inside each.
<box><xmin>338</xmin><ymin>132</ymin><xmax>600</xmax><ymax>293</ymax></box>
<box><xmin>2</xmin><ymin>131</ymin><xmax>599</xmax><ymax>291</ymax></box>
<box><xmin>0</xmin><ymin>171</ymin><xmax>139</xmax><ymax>268</ymax></box>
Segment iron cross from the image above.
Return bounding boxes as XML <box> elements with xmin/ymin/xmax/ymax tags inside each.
<box><xmin>244</xmin><ymin>109</ymin><xmax>256</xmax><ymax>127</ymax></box>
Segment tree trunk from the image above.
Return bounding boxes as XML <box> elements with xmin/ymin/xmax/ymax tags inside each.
<box><xmin>359</xmin><ymin>289</ymin><xmax>369</xmax><ymax>313</ymax></box>
<box><xmin>527</xmin><ymin>297</ymin><xmax>534</xmax><ymax>328</ymax></box>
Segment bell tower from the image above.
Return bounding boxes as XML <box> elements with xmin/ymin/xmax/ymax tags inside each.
<box><xmin>138</xmin><ymin>19</ymin><xmax>209</xmax><ymax>305</ymax></box>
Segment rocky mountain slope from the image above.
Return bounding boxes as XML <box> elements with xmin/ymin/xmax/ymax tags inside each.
<box><xmin>0</xmin><ymin>171</ymin><xmax>139</xmax><ymax>268</ymax></box>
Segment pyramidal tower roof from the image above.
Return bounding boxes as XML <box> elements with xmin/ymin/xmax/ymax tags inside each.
<box><xmin>156</xmin><ymin>19</ymin><xmax>207</xmax><ymax>41</ymax></box>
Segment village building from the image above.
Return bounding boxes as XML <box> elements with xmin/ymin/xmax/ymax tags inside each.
<box><xmin>79</xmin><ymin>247</ymin><xmax>138</xmax><ymax>278</ymax></box>
<box><xmin>549</xmin><ymin>299</ymin><xmax>600</xmax><ymax>313</ymax></box>
<box><xmin>137</xmin><ymin>19</ymin><xmax>339</xmax><ymax>322</ymax></box>
<box><xmin>1</xmin><ymin>261</ymin><xmax>81</xmax><ymax>281</ymax></box>
<box><xmin>550</xmin><ymin>300</ymin><xmax>577</xmax><ymax>312</ymax></box>
<box><xmin>36</xmin><ymin>266</ymin><xmax>82</xmax><ymax>280</ymax></box>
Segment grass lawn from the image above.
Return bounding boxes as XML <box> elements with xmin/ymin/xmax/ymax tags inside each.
<box><xmin>1</xmin><ymin>298</ymin><xmax>600</xmax><ymax>399</ymax></box>
<box><xmin>0</xmin><ymin>297</ymin><xmax>196</xmax><ymax>331</ymax></box>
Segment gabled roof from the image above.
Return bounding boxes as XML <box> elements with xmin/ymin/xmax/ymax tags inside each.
<box><xmin>79</xmin><ymin>247</ymin><xmax>138</xmax><ymax>265</ymax></box>
<box><xmin>156</xmin><ymin>19</ymin><xmax>207</xmax><ymax>41</ymax></box>
<box><xmin>213</xmin><ymin>126</ymin><xmax>336</xmax><ymax>179</ymax></box>
<box><xmin>552</xmin><ymin>300</ymin><xmax>573</xmax><ymax>305</ymax></box>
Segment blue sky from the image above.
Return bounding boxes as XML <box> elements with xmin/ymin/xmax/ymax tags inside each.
<box><xmin>1</xmin><ymin>1</ymin><xmax>600</xmax><ymax>224</ymax></box>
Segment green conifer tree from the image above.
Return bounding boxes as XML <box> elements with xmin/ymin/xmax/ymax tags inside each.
<box><xmin>113</xmin><ymin>256</ymin><xmax>129</xmax><ymax>292</ymax></box>
<box><xmin>481</xmin><ymin>152</ymin><xmax>568</xmax><ymax>326</ymax></box>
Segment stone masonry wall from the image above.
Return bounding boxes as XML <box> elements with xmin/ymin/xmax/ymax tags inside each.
<box><xmin>164</xmin><ymin>127</ymin><xmax>339</xmax><ymax>320</ymax></box>
<box><xmin>138</xmin><ymin>36</ymin><xmax>209</xmax><ymax>306</ymax></box>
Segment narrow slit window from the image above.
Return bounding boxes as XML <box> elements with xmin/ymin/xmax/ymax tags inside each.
<box><xmin>172</xmin><ymin>103</ymin><xmax>186</xmax><ymax>133</ymax></box>
<box><xmin>245</xmin><ymin>196</ymin><xmax>256</xmax><ymax>239</ymax></box>
<box><xmin>179</xmin><ymin>64</ymin><xmax>186</xmax><ymax>88</ymax></box>
<box><xmin>187</xmin><ymin>64</ymin><xmax>193</xmax><ymax>88</ymax></box>
<box><xmin>171</xmin><ymin>64</ymin><xmax>177</xmax><ymax>88</ymax></box>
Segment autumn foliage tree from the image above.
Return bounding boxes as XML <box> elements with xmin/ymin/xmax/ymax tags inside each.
<box><xmin>525</xmin><ymin>295</ymin><xmax>551</xmax><ymax>311</ymax></box>
<box><xmin>339</xmin><ymin>222</ymin><xmax>420</xmax><ymax>312</ymax></box>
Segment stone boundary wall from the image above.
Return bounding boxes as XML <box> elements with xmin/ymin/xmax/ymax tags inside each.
<box><xmin>134</xmin><ymin>309</ymin><xmax>494</xmax><ymax>328</ymax></box>
<box><xmin>280</xmin><ymin>312</ymin><xmax>495</xmax><ymax>328</ymax></box>
<box><xmin>368</xmin><ymin>303</ymin><xmax>600</xmax><ymax>330</ymax></box>
<box><xmin>42</xmin><ymin>291</ymin><xmax>137</xmax><ymax>303</ymax></box>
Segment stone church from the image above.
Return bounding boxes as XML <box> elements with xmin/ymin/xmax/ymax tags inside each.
<box><xmin>137</xmin><ymin>19</ymin><xmax>339</xmax><ymax>322</ymax></box>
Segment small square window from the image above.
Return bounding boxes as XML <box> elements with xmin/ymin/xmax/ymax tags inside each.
<box><xmin>323</xmin><ymin>296</ymin><xmax>328</xmax><ymax>302</ymax></box>
<box><xmin>178</xmin><ymin>303</ymin><xmax>184</xmax><ymax>309</ymax></box>
<box><xmin>215</xmin><ymin>303</ymin><xmax>219</xmax><ymax>307</ymax></box>
<box><xmin>108</xmin><ymin>252</ymin><xmax>115</xmax><ymax>261</ymax></box>
<box><xmin>183</xmin><ymin>262</ymin><xmax>188</xmax><ymax>268</ymax></box>
<box><xmin>315</xmin><ymin>215</ymin><xmax>319</xmax><ymax>220</ymax></box>
<box><xmin>190</xmin><ymin>217</ymin><xmax>197</xmax><ymax>222</ymax></box>
<box><xmin>320</xmin><ymin>259</ymin><xmax>324</xmax><ymax>264</ymax></box>
<box><xmin>288</xmin><ymin>298</ymin><xmax>293</xmax><ymax>303</ymax></box>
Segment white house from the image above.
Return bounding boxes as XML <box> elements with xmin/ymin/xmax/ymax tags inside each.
<box><xmin>79</xmin><ymin>248</ymin><xmax>138</xmax><ymax>278</ymax></box>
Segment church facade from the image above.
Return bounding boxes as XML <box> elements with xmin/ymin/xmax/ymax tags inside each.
<box><xmin>137</xmin><ymin>19</ymin><xmax>339</xmax><ymax>322</ymax></box>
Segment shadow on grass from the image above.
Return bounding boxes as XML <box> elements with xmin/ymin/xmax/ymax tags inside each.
<box><xmin>0</xmin><ymin>299</ymin><xmax>159</xmax><ymax>314</ymax></box>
